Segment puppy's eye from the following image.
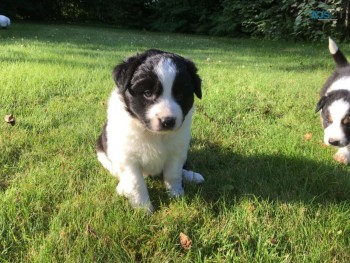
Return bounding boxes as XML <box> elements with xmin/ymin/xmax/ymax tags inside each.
<box><xmin>342</xmin><ymin>116</ymin><xmax>350</xmax><ymax>125</ymax></box>
<box><xmin>326</xmin><ymin>115</ymin><xmax>333</xmax><ymax>124</ymax></box>
<box><xmin>143</xmin><ymin>90</ymin><xmax>152</xmax><ymax>98</ymax></box>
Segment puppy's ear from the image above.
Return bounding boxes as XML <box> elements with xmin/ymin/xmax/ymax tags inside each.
<box><xmin>112</xmin><ymin>49</ymin><xmax>166</xmax><ymax>93</ymax></box>
<box><xmin>112</xmin><ymin>56</ymin><xmax>141</xmax><ymax>93</ymax></box>
<box><xmin>186</xmin><ymin>59</ymin><xmax>202</xmax><ymax>99</ymax></box>
<box><xmin>112</xmin><ymin>62</ymin><xmax>127</xmax><ymax>92</ymax></box>
<box><xmin>112</xmin><ymin>49</ymin><xmax>156</xmax><ymax>93</ymax></box>
<box><xmin>315</xmin><ymin>96</ymin><xmax>327</xmax><ymax>113</ymax></box>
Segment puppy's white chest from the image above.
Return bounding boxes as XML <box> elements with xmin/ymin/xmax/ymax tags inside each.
<box><xmin>135</xmin><ymin>134</ymin><xmax>183</xmax><ymax>176</ymax></box>
<box><xmin>139</xmin><ymin>141</ymin><xmax>168</xmax><ymax>176</ymax></box>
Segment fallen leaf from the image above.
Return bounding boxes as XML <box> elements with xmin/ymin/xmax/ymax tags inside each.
<box><xmin>4</xmin><ymin>114</ymin><xmax>15</xmax><ymax>125</ymax></box>
<box><xmin>270</xmin><ymin>238</ymin><xmax>278</xmax><ymax>245</ymax></box>
<box><xmin>85</xmin><ymin>224</ymin><xmax>97</xmax><ymax>238</ymax></box>
<box><xmin>304</xmin><ymin>133</ymin><xmax>312</xmax><ymax>141</ymax></box>
<box><xmin>179</xmin><ymin>232</ymin><xmax>192</xmax><ymax>250</ymax></box>
<box><xmin>248</xmin><ymin>204</ymin><xmax>256</xmax><ymax>213</ymax></box>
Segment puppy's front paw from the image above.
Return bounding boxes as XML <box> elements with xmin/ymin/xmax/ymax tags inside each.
<box><xmin>182</xmin><ymin>169</ymin><xmax>204</xmax><ymax>184</ymax></box>
<box><xmin>168</xmin><ymin>186</ymin><xmax>184</xmax><ymax>198</ymax></box>
<box><xmin>116</xmin><ymin>183</ymin><xmax>154</xmax><ymax>213</ymax></box>
<box><xmin>334</xmin><ymin>151</ymin><xmax>350</xmax><ymax>164</ymax></box>
<box><xmin>116</xmin><ymin>181</ymin><xmax>127</xmax><ymax>196</ymax></box>
<box><xmin>129</xmin><ymin>197</ymin><xmax>154</xmax><ymax>214</ymax></box>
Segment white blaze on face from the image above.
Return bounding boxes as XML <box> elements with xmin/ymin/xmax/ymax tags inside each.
<box><xmin>324</xmin><ymin>99</ymin><xmax>350</xmax><ymax>146</ymax></box>
<box><xmin>146</xmin><ymin>58</ymin><xmax>183</xmax><ymax>132</ymax></box>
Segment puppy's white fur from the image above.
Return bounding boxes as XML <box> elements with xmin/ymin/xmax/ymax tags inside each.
<box><xmin>328</xmin><ymin>37</ymin><xmax>338</xmax><ymax>55</ymax></box>
<box><xmin>334</xmin><ymin>145</ymin><xmax>350</xmax><ymax>164</ymax></box>
<box><xmin>98</xmin><ymin>57</ymin><xmax>203</xmax><ymax>212</ymax></box>
<box><xmin>324</xmin><ymin>93</ymin><xmax>350</xmax><ymax>163</ymax></box>
<box><xmin>100</xmin><ymin>90</ymin><xmax>193</xmax><ymax>212</ymax></box>
<box><xmin>324</xmin><ymin>99</ymin><xmax>350</xmax><ymax>146</ymax></box>
<box><xmin>147</xmin><ymin>58</ymin><xmax>183</xmax><ymax>131</ymax></box>
<box><xmin>322</xmin><ymin>40</ymin><xmax>350</xmax><ymax>163</ymax></box>
<box><xmin>0</xmin><ymin>15</ymin><xmax>10</xmax><ymax>28</ymax></box>
<box><xmin>326</xmin><ymin>77</ymin><xmax>350</xmax><ymax>94</ymax></box>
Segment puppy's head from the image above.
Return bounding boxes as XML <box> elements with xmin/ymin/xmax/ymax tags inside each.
<box><xmin>316</xmin><ymin>90</ymin><xmax>350</xmax><ymax>147</ymax></box>
<box><xmin>113</xmin><ymin>49</ymin><xmax>201</xmax><ymax>133</ymax></box>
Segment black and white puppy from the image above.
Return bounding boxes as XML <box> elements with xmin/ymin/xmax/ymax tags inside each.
<box><xmin>316</xmin><ymin>38</ymin><xmax>350</xmax><ymax>164</ymax></box>
<box><xmin>97</xmin><ymin>49</ymin><xmax>204</xmax><ymax>212</ymax></box>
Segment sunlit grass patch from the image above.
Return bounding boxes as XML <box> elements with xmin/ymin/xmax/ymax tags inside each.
<box><xmin>1</xmin><ymin>22</ymin><xmax>350</xmax><ymax>262</ymax></box>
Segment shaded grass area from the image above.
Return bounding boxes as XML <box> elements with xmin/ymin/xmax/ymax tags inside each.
<box><xmin>1</xmin><ymin>22</ymin><xmax>350</xmax><ymax>262</ymax></box>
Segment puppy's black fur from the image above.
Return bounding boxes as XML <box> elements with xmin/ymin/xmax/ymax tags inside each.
<box><xmin>97</xmin><ymin>49</ymin><xmax>202</xmax><ymax>162</ymax></box>
<box><xmin>111</xmin><ymin>49</ymin><xmax>201</xmax><ymax>126</ymax></box>
<box><xmin>316</xmin><ymin>38</ymin><xmax>350</xmax><ymax>150</ymax></box>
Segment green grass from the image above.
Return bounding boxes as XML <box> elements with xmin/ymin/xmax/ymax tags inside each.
<box><xmin>1</xmin><ymin>22</ymin><xmax>350</xmax><ymax>262</ymax></box>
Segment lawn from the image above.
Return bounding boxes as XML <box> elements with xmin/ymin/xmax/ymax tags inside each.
<box><xmin>1</xmin><ymin>22</ymin><xmax>350</xmax><ymax>262</ymax></box>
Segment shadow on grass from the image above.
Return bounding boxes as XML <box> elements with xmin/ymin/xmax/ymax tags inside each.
<box><xmin>181</xmin><ymin>139</ymin><xmax>350</xmax><ymax>207</ymax></box>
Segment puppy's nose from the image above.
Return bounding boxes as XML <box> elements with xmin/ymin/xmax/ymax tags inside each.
<box><xmin>160</xmin><ymin>117</ymin><xmax>176</xmax><ymax>129</ymax></box>
<box><xmin>328</xmin><ymin>139</ymin><xmax>341</xmax><ymax>146</ymax></box>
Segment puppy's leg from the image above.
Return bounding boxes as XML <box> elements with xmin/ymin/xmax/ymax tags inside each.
<box><xmin>182</xmin><ymin>169</ymin><xmax>204</xmax><ymax>184</ymax></box>
<box><xmin>334</xmin><ymin>145</ymin><xmax>350</xmax><ymax>164</ymax></box>
<box><xmin>163</xmin><ymin>160</ymin><xmax>184</xmax><ymax>197</ymax></box>
<box><xmin>115</xmin><ymin>164</ymin><xmax>154</xmax><ymax>213</ymax></box>
<box><xmin>97</xmin><ymin>150</ymin><xmax>114</xmax><ymax>175</ymax></box>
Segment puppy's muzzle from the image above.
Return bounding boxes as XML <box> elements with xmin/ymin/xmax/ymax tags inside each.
<box><xmin>328</xmin><ymin>138</ymin><xmax>341</xmax><ymax>146</ymax></box>
<box><xmin>160</xmin><ymin>117</ymin><xmax>176</xmax><ymax>129</ymax></box>
<box><xmin>327</xmin><ymin>138</ymin><xmax>349</xmax><ymax>147</ymax></box>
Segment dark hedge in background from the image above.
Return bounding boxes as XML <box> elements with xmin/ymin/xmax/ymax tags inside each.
<box><xmin>0</xmin><ymin>0</ymin><xmax>348</xmax><ymax>41</ymax></box>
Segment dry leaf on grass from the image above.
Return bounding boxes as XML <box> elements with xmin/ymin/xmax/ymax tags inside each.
<box><xmin>85</xmin><ymin>224</ymin><xmax>97</xmax><ymax>238</ymax></box>
<box><xmin>304</xmin><ymin>133</ymin><xmax>312</xmax><ymax>141</ymax></box>
<box><xmin>269</xmin><ymin>238</ymin><xmax>278</xmax><ymax>245</ymax></box>
<box><xmin>179</xmin><ymin>232</ymin><xmax>192</xmax><ymax>250</ymax></box>
<box><xmin>4</xmin><ymin>114</ymin><xmax>15</xmax><ymax>125</ymax></box>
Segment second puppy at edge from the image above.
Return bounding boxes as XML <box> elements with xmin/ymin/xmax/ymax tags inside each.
<box><xmin>97</xmin><ymin>49</ymin><xmax>204</xmax><ymax>212</ymax></box>
<box><xmin>316</xmin><ymin>38</ymin><xmax>350</xmax><ymax>164</ymax></box>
